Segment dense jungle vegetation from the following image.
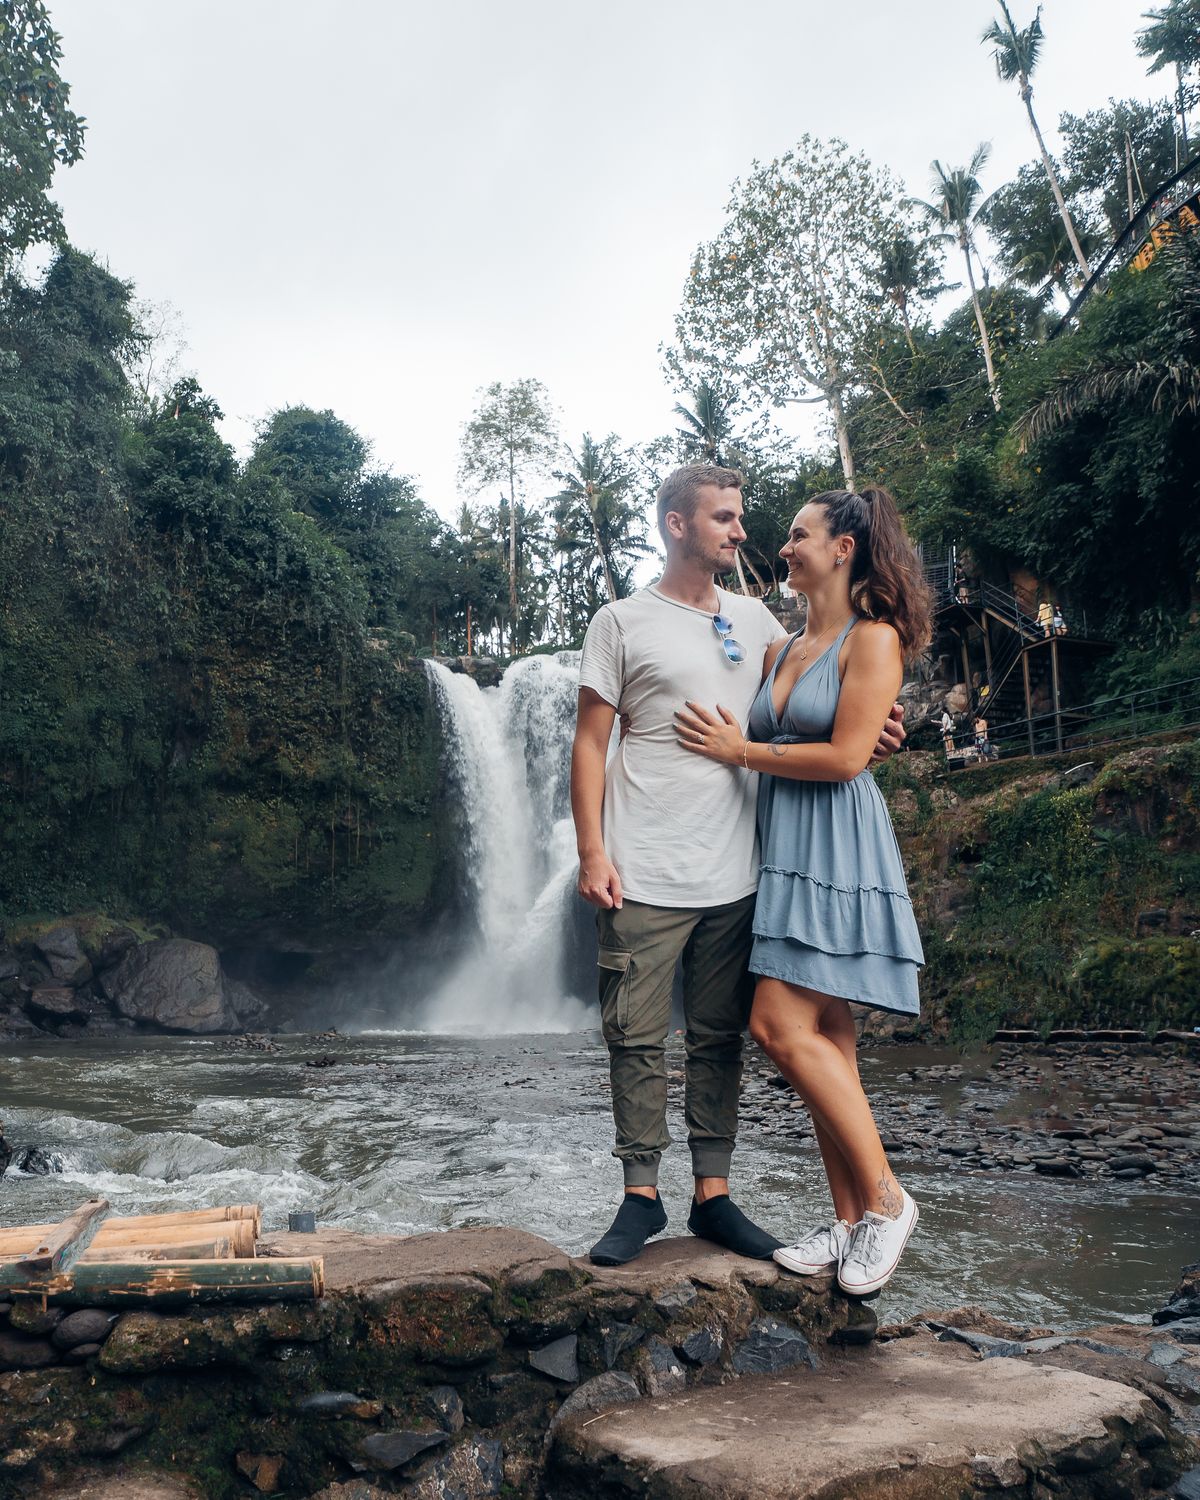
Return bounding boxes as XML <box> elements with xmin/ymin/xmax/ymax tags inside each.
<box><xmin>1</xmin><ymin>0</ymin><xmax>1199</xmax><ymax>958</ymax></box>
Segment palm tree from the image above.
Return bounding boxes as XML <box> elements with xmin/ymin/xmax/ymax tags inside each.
<box><xmin>876</xmin><ymin>231</ymin><xmax>954</xmax><ymax>354</ymax></box>
<box><xmin>1137</xmin><ymin>0</ymin><xmax>1200</xmax><ymax>163</ymax></box>
<box><xmin>911</xmin><ymin>147</ymin><xmax>1003</xmax><ymax>411</ymax></box>
<box><xmin>550</xmin><ymin>434</ymin><xmax>650</xmax><ymax>605</ymax></box>
<box><xmin>983</xmin><ymin>3</ymin><xmax>1093</xmax><ymax>282</ymax></box>
<box><xmin>672</xmin><ymin>381</ymin><xmax>739</xmax><ymax>465</ymax></box>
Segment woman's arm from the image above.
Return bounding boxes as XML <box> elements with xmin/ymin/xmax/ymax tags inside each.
<box><xmin>676</xmin><ymin>622</ymin><xmax>903</xmax><ymax>783</ymax></box>
<box><xmin>761</xmin><ymin>635</ymin><xmax>790</xmax><ymax>682</ymax></box>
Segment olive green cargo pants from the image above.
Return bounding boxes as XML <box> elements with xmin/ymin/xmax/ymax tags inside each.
<box><xmin>595</xmin><ymin>894</ymin><xmax>756</xmax><ymax>1187</ymax></box>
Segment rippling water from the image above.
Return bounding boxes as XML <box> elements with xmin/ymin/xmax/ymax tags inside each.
<box><xmin>2</xmin><ymin>1033</ymin><xmax>1194</xmax><ymax>1330</ymax></box>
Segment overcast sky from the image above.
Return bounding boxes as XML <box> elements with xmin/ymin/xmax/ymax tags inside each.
<box><xmin>46</xmin><ymin>0</ymin><xmax>1160</xmax><ymax>521</ymax></box>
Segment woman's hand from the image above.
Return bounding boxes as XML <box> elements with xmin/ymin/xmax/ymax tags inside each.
<box><xmin>675</xmin><ymin>702</ymin><xmax>746</xmax><ymax>765</ymax></box>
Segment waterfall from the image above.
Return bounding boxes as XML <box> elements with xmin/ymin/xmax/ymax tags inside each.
<box><xmin>422</xmin><ymin>655</ymin><xmax>593</xmax><ymax>1034</ymax></box>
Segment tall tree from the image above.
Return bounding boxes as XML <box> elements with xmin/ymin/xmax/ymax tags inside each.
<box><xmin>550</xmin><ymin>433</ymin><xmax>649</xmax><ymax>605</ymax></box>
<box><xmin>670</xmin><ymin>136</ymin><xmax>907</xmax><ymax>486</ymax></box>
<box><xmin>671</xmin><ymin>380</ymin><xmax>739</xmax><ymax>465</ymax></box>
<box><xmin>0</xmin><ymin>0</ymin><xmax>86</xmax><ymax>271</ymax></box>
<box><xmin>987</xmin><ymin>165</ymin><xmax>1101</xmax><ymax>298</ymax></box>
<box><xmin>983</xmin><ymin>2</ymin><xmax>1093</xmax><ymax>281</ymax></box>
<box><xmin>875</xmin><ymin>231</ymin><xmax>953</xmax><ymax>354</ymax></box>
<box><xmin>912</xmin><ymin>148</ymin><xmax>1004</xmax><ymax>411</ymax></box>
<box><xmin>459</xmin><ymin>379</ymin><xmax>558</xmax><ymax>648</ymax></box>
<box><xmin>1060</xmin><ymin>98</ymin><xmax>1180</xmax><ymax>235</ymax></box>
<box><xmin>1137</xmin><ymin>0</ymin><xmax>1200</xmax><ymax>161</ymax></box>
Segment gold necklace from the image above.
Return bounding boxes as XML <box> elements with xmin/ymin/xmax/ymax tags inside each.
<box><xmin>797</xmin><ymin>614</ymin><xmax>853</xmax><ymax>662</ymax></box>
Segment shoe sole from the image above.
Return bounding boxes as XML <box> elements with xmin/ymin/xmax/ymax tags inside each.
<box><xmin>837</xmin><ymin>1202</ymin><xmax>919</xmax><ymax>1297</ymax></box>
<box><xmin>772</xmin><ymin>1249</ymin><xmax>836</xmax><ymax>1276</ymax></box>
<box><xmin>589</xmin><ymin>1219</ymin><xmax>668</xmax><ymax>1267</ymax></box>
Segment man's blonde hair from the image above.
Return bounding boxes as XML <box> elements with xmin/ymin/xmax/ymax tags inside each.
<box><xmin>655</xmin><ymin>464</ymin><xmax>743</xmax><ymax>543</ymax></box>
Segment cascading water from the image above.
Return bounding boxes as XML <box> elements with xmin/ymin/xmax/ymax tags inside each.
<box><xmin>423</xmin><ymin>654</ymin><xmax>593</xmax><ymax>1033</ymax></box>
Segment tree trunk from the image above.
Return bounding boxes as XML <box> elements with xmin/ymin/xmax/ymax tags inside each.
<box><xmin>1023</xmin><ymin>83</ymin><xmax>1091</xmax><ymax>280</ymax></box>
<box><xmin>587</xmin><ymin>504</ymin><xmax>617</xmax><ymax>603</ymax></box>
<box><xmin>828</xmin><ymin>387</ymin><xmax>856</xmax><ymax>487</ymax></box>
<box><xmin>507</xmin><ymin>448</ymin><xmax>519</xmax><ymax>654</ymax></box>
<box><xmin>899</xmin><ymin>302</ymin><xmax>917</xmax><ymax>357</ymax></box>
<box><xmin>963</xmin><ymin>242</ymin><xmax>1001</xmax><ymax>412</ymax></box>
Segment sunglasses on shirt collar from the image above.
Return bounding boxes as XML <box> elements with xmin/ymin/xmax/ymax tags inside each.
<box><xmin>712</xmin><ymin>613</ymin><xmax>746</xmax><ymax>665</ymax></box>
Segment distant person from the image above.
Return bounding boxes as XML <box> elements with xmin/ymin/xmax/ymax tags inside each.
<box><xmin>1037</xmin><ymin>600</ymin><xmax>1054</xmax><ymax>638</ymax></box>
<box><xmin>571</xmin><ymin>465</ymin><xmax>905</xmax><ymax>1268</ymax></box>
<box><xmin>940</xmin><ymin>708</ymin><xmax>955</xmax><ymax>757</ymax></box>
<box><xmin>1053</xmin><ymin>604</ymin><xmax>1067</xmax><ymax>636</ymax></box>
<box><xmin>954</xmin><ymin>564</ymin><xmax>970</xmax><ymax>605</ymax></box>
<box><xmin>675</xmin><ymin>486</ymin><xmax>930</xmax><ymax>1296</ymax></box>
<box><xmin>973</xmin><ymin>713</ymin><xmax>992</xmax><ymax>759</ymax></box>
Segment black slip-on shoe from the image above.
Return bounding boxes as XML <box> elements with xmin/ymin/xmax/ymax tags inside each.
<box><xmin>589</xmin><ymin>1193</ymin><xmax>669</xmax><ymax>1266</ymax></box>
<box><xmin>687</xmin><ymin>1194</ymin><xmax>783</xmax><ymax>1260</ymax></box>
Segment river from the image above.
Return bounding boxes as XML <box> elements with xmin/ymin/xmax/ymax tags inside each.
<box><xmin>1</xmin><ymin>1030</ymin><xmax>1194</xmax><ymax>1331</ymax></box>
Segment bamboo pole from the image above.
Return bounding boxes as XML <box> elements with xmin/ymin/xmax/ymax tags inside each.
<box><xmin>0</xmin><ymin>1257</ymin><xmax>324</xmax><ymax>1307</ymax></box>
<box><xmin>16</xmin><ymin>1197</ymin><xmax>109</xmax><ymax>1277</ymax></box>
<box><xmin>81</xmin><ymin>1236</ymin><xmax>235</xmax><ymax>1263</ymax></box>
<box><xmin>0</xmin><ymin>1217</ymin><xmax>257</xmax><ymax>1258</ymax></box>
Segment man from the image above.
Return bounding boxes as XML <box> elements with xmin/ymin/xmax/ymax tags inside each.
<box><xmin>570</xmin><ymin>465</ymin><xmax>903</xmax><ymax>1266</ymax></box>
<box><xmin>940</xmin><ymin>707</ymin><xmax>955</xmax><ymax>759</ymax></box>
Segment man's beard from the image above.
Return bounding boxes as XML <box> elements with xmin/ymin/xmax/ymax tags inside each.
<box><xmin>681</xmin><ymin>531</ymin><xmax>731</xmax><ymax>577</ymax></box>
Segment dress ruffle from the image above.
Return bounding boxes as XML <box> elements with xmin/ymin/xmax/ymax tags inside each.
<box><xmin>752</xmin><ymin>867</ymin><xmax>924</xmax><ymax>964</ymax></box>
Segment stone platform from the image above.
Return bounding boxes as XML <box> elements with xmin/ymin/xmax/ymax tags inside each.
<box><xmin>2</xmin><ymin>1228</ymin><xmax>1196</xmax><ymax>1500</ymax></box>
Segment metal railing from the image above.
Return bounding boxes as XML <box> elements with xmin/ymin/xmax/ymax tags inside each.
<box><xmin>947</xmin><ymin>675</ymin><xmax>1200</xmax><ymax>766</ymax></box>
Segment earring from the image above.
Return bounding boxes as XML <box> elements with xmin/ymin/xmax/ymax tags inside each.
<box><xmin>835</xmin><ymin>557</ymin><xmax>845</xmax><ymax>567</ymax></box>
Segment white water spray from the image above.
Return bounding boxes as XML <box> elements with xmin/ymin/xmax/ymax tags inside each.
<box><xmin>423</xmin><ymin>655</ymin><xmax>592</xmax><ymax>1033</ymax></box>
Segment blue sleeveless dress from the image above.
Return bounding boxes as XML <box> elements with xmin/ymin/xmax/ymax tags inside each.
<box><xmin>747</xmin><ymin>619</ymin><xmax>923</xmax><ymax>1015</ymax></box>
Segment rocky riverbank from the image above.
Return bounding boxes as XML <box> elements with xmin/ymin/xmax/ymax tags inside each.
<box><xmin>0</xmin><ymin>916</ymin><xmax>265</xmax><ymax>1040</ymax></box>
<box><xmin>735</xmin><ymin>1036</ymin><xmax>1200</xmax><ymax>1189</ymax></box>
<box><xmin>0</xmin><ymin>1229</ymin><xmax>1196</xmax><ymax>1500</ymax></box>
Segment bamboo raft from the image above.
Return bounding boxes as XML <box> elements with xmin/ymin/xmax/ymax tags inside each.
<box><xmin>0</xmin><ymin>1200</ymin><xmax>324</xmax><ymax>1306</ymax></box>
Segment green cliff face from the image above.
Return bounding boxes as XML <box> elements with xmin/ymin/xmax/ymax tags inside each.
<box><xmin>875</xmin><ymin>738</ymin><xmax>1200</xmax><ymax>1038</ymax></box>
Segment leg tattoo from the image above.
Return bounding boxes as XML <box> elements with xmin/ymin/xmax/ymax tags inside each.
<box><xmin>878</xmin><ymin>1171</ymin><xmax>902</xmax><ymax>1218</ymax></box>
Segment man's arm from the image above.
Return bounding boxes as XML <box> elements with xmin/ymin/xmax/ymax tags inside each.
<box><xmin>571</xmin><ymin>687</ymin><xmax>623</xmax><ymax>909</ymax></box>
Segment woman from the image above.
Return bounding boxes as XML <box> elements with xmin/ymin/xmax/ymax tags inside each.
<box><xmin>674</xmin><ymin>487</ymin><xmax>931</xmax><ymax>1296</ymax></box>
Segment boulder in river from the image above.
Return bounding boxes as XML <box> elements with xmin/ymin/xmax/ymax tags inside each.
<box><xmin>34</xmin><ymin>925</ymin><xmax>93</xmax><ymax>987</ymax></box>
<box><xmin>100</xmin><ymin>939</ymin><xmax>239</xmax><ymax>1034</ymax></box>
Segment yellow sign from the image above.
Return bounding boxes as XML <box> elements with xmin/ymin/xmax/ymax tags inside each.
<box><xmin>1130</xmin><ymin>193</ymin><xmax>1200</xmax><ymax>272</ymax></box>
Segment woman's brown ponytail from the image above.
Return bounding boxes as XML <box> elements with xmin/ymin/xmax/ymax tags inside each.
<box><xmin>809</xmin><ymin>486</ymin><xmax>932</xmax><ymax>662</ymax></box>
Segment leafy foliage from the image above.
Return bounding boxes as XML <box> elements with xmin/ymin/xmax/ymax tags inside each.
<box><xmin>0</xmin><ymin>0</ymin><xmax>85</xmax><ymax>269</ymax></box>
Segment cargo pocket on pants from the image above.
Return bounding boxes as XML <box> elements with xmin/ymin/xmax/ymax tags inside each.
<box><xmin>597</xmin><ymin>945</ymin><xmax>633</xmax><ymax>1041</ymax></box>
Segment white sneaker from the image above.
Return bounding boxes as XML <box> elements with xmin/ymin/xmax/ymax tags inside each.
<box><xmin>837</xmin><ymin>1190</ymin><xmax>919</xmax><ymax>1296</ymax></box>
<box><xmin>773</xmin><ymin>1218</ymin><xmax>851</xmax><ymax>1276</ymax></box>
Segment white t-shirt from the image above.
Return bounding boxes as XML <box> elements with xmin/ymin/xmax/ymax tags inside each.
<box><xmin>578</xmin><ymin>584</ymin><xmax>787</xmax><ymax>908</ymax></box>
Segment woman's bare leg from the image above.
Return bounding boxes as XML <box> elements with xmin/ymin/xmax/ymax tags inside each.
<box><xmin>810</xmin><ymin>998</ymin><xmax>867</xmax><ymax>1224</ymax></box>
<box><xmin>750</xmin><ymin>977</ymin><xmax>902</xmax><ymax>1218</ymax></box>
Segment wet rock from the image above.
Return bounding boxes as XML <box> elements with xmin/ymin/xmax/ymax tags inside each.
<box><xmin>9</xmin><ymin>1301</ymin><xmax>64</xmax><ymax>1336</ymax></box>
<box><xmin>27</xmin><ymin>984</ymin><xmax>89</xmax><ymax>1020</ymax></box>
<box><xmin>678</xmin><ymin>1321</ymin><xmax>723</xmax><ymax>1365</ymax></box>
<box><xmin>405</xmin><ymin>1436</ymin><xmax>504</xmax><ymax>1499</ymax></box>
<box><xmin>88</xmin><ymin>922</ymin><xmax>140</xmax><ymax>970</ymax></box>
<box><xmin>933</xmin><ymin>1325</ymin><xmax>1027</xmax><ymax>1358</ymax></box>
<box><xmin>731</xmin><ymin>1317</ymin><xmax>817</xmax><ymax>1375</ymax></box>
<box><xmin>0</xmin><ymin>1328</ymin><xmax>57</xmax><ymax>1369</ymax></box>
<box><xmin>1163</xmin><ymin>1317</ymin><xmax>1200</xmax><ymax>1344</ymax></box>
<box><xmin>14</xmin><ymin>1144</ymin><xmax>64</xmax><ymax>1173</ymax></box>
<box><xmin>294</xmin><ymin>1391</ymin><xmax>381</xmax><ymax>1418</ymax></box>
<box><xmin>426</xmin><ymin>1384</ymin><xmax>464</xmax><ymax>1432</ymax></box>
<box><xmin>529</xmin><ymin>1333</ymin><xmax>579</xmax><ymax>1384</ymax></box>
<box><xmin>600</xmin><ymin>1321</ymin><xmax>645</xmax><ymax>1368</ymax></box>
<box><xmin>101</xmin><ymin>937</ymin><xmax>238</xmax><ymax>1034</ymax></box>
<box><xmin>653</xmin><ymin>1282</ymin><xmax>698</xmax><ymax>1316</ymax></box>
<box><xmin>642</xmin><ymin>1335</ymin><xmax>687</xmax><ymax>1395</ymax></box>
<box><xmin>357</xmin><ymin>1429</ymin><xmax>448</xmax><ymax>1471</ymax></box>
<box><xmin>49</xmin><ymin>1307</ymin><xmax>116</xmax><ymax>1350</ymax></box>
<box><xmin>1175</xmin><ymin>1467</ymin><xmax>1200</xmax><ymax>1500</ymax></box>
<box><xmin>63</xmin><ymin>1341</ymin><xmax>103</xmax><ymax>1363</ymax></box>
<box><xmin>547</xmin><ymin>1371</ymin><xmax>641</xmax><ymax>1436</ymax></box>
<box><xmin>0</xmin><ymin>1125</ymin><xmax>9</xmax><ymax>1177</ymax></box>
<box><xmin>1109</xmin><ymin>1154</ymin><xmax>1156</xmax><ymax>1174</ymax></box>
<box><xmin>235</xmin><ymin>1450</ymin><xmax>284</xmax><ymax>1493</ymax></box>
<box><xmin>1035</xmin><ymin>1158</ymin><xmax>1081</xmax><ymax>1178</ymax></box>
<box><xmin>34</xmin><ymin>926</ymin><xmax>93</xmax><ymax>987</ymax></box>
